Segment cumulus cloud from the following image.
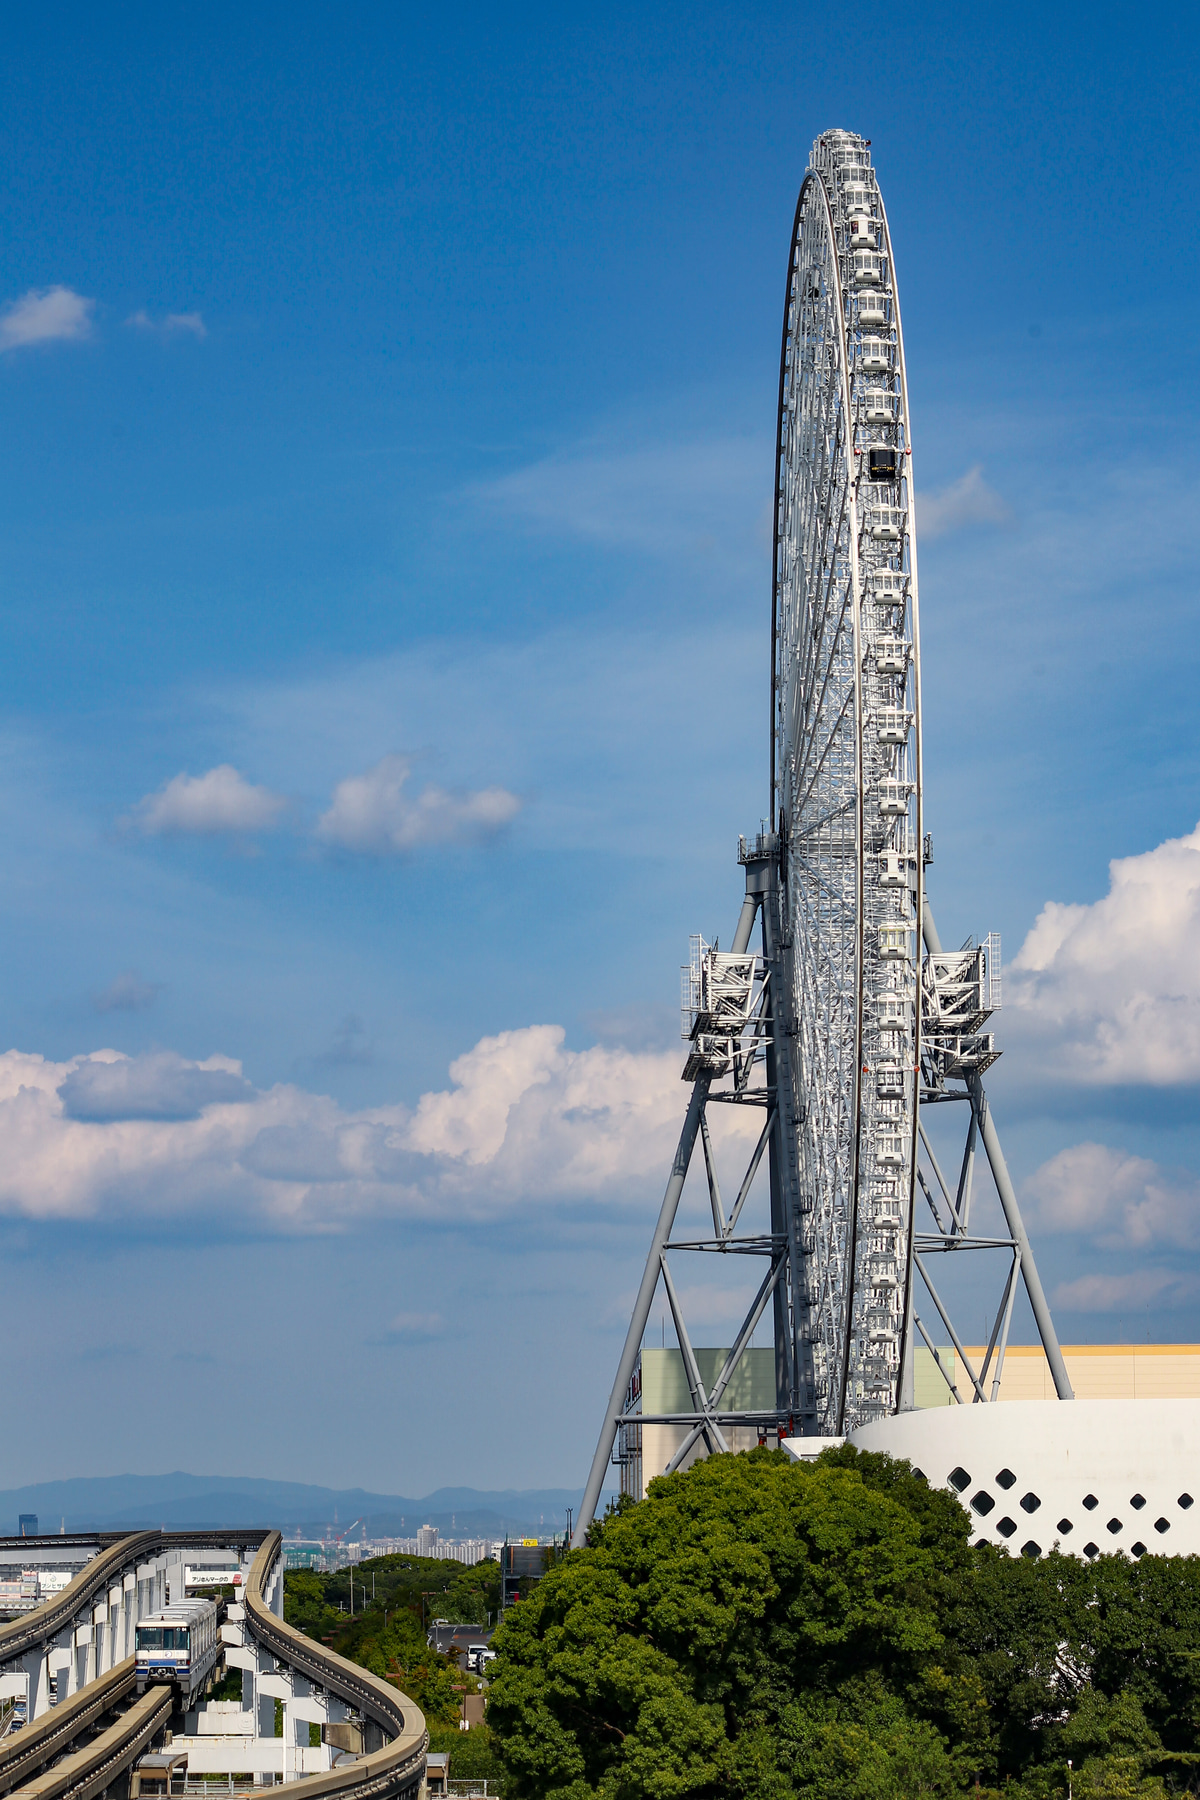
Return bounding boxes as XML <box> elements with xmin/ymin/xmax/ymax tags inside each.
<box><xmin>316</xmin><ymin>755</ymin><xmax>520</xmax><ymax>854</ymax></box>
<box><xmin>1023</xmin><ymin>1140</ymin><xmax>1200</xmax><ymax>1251</ymax></box>
<box><xmin>1051</xmin><ymin>1269</ymin><xmax>1200</xmax><ymax>1313</ymax></box>
<box><xmin>92</xmin><ymin>971</ymin><xmax>161</xmax><ymax>1014</ymax></box>
<box><xmin>126</xmin><ymin>310</ymin><xmax>207</xmax><ymax>338</ymax></box>
<box><xmin>130</xmin><ymin>766</ymin><xmax>287</xmax><ymax>836</ymax></box>
<box><xmin>0</xmin><ymin>286</ymin><xmax>94</xmax><ymax>350</ymax></box>
<box><xmin>1009</xmin><ymin>821</ymin><xmax>1200</xmax><ymax>1083</ymax></box>
<box><xmin>0</xmin><ymin>1026</ymin><xmax>750</xmax><ymax>1230</ymax></box>
<box><xmin>59</xmin><ymin>1051</ymin><xmax>253</xmax><ymax>1122</ymax></box>
<box><xmin>916</xmin><ymin>465</ymin><xmax>1009</xmax><ymax>540</ymax></box>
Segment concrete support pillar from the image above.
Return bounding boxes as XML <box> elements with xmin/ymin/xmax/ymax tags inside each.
<box><xmin>123</xmin><ymin>1574</ymin><xmax>136</xmax><ymax>1660</ymax></box>
<box><xmin>64</xmin><ymin>1624</ymin><xmax>88</xmax><ymax>1700</ymax></box>
<box><xmin>24</xmin><ymin>1647</ymin><xmax>49</xmax><ymax>1720</ymax></box>
<box><xmin>107</xmin><ymin>1588</ymin><xmax>122</xmax><ymax>1672</ymax></box>
<box><xmin>48</xmin><ymin>1649</ymin><xmax>71</xmax><ymax>1706</ymax></box>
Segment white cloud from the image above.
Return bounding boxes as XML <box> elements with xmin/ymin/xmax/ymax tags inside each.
<box><xmin>92</xmin><ymin>971</ymin><xmax>161</xmax><ymax>1014</ymax></box>
<box><xmin>130</xmin><ymin>766</ymin><xmax>287</xmax><ymax>836</ymax></box>
<box><xmin>127</xmin><ymin>310</ymin><xmax>207</xmax><ymax>338</ymax></box>
<box><xmin>1009</xmin><ymin>821</ymin><xmax>1200</xmax><ymax>1082</ymax></box>
<box><xmin>1051</xmin><ymin>1269</ymin><xmax>1200</xmax><ymax>1313</ymax></box>
<box><xmin>916</xmin><ymin>464</ymin><xmax>1009</xmax><ymax>540</ymax></box>
<box><xmin>0</xmin><ymin>286</ymin><xmax>94</xmax><ymax>350</ymax></box>
<box><xmin>59</xmin><ymin>1050</ymin><xmax>253</xmax><ymax>1122</ymax></box>
<box><xmin>0</xmin><ymin>1025</ymin><xmax>754</xmax><ymax>1230</ymax></box>
<box><xmin>1023</xmin><ymin>1140</ymin><xmax>1200</xmax><ymax>1251</ymax></box>
<box><xmin>316</xmin><ymin>755</ymin><xmax>520</xmax><ymax>854</ymax></box>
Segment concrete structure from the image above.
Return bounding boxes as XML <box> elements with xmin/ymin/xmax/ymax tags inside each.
<box><xmin>0</xmin><ymin>1536</ymin><xmax>261</xmax><ymax>1719</ymax></box>
<box><xmin>0</xmin><ymin>1530</ymin><xmax>427</xmax><ymax>1800</ymax></box>
<box><xmin>219</xmin><ymin>1578</ymin><xmax>387</xmax><ymax>1783</ymax></box>
<box><xmin>784</xmin><ymin>1397</ymin><xmax>1200</xmax><ymax>1561</ymax></box>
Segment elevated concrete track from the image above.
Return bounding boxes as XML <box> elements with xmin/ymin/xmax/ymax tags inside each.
<box><xmin>0</xmin><ymin>1533</ymin><xmax>425</xmax><ymax>1800</ymax></box>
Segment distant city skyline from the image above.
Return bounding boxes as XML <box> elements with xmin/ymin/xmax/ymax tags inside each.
<box><xmin>0</xmin><ymin>0</ymin><xmax>1196</xmax><ymax>1490</ymax></box>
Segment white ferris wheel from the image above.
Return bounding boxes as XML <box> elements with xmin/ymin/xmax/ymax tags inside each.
<box><xmin>774</xmin><ymin>127</ymin><xmax>930</xmax><ymax>1430</ymax></box>
<box><xmin>574</xmin><ymin>130</ymin><xmax>1071</xmax><ymax>1542</ymax></box>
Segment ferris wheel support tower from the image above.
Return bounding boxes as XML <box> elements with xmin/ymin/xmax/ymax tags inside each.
<box><xmin>573</xmin><ymin>131</ymin><xmax>1071</xmax><ymax>1549</ymax></box>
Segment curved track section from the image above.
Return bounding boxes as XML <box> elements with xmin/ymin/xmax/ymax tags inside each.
<box><xmin>0</xmin><ymin>1533</ymin><xmax>270</xmax><ymax>1675</ymax></box>
<box><xmin>1</xmin><ymin>1532</ymin><xmax>425</xmax><ymax>1800</ymax></box>
<box><xmin>242</xmin><ymin>1532</ymin><xmax>426</xmax><ymax>1800</ymax></box>
<box><xmin>773</xmin><ymin>128</ymin><xmax>923</xmax><ymax>1433</ymax></box>
<box><xmin>0</xmin><ymin>1658</ymin><xmax>140</xmax><ymax>1796</ymax></box>
<box><xmin>3</xmin><ymin>1683</ymin><xmax>172</xmax><ymax>1800</ymax></box>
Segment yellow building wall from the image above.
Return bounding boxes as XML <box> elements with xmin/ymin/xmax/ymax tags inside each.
<box><xmin>926</xmin><ymin>1345</ymin><xmax>1200</xmax><ymax>1404</ymax></box>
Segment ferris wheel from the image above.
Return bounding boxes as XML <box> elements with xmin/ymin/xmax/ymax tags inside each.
<box><xmin>771</xmin><ymin>128</ymin><xmax>923</xmax><ymax>1432</ymax></box>
<box><xmin>574</xmin><ymin>130</ymin><xmax>1071</xmax><ymax>1542</ymax></box>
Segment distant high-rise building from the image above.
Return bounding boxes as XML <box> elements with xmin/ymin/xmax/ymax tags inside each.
<box><xmin>18</xmin><ymin>1515</ymin><xmax>37</xmax><ymax>1537</ymax></box>
<box><xmin>416</xmin><ymin>1524</ymin><xmax>438</xmax><ymax>1557</ymax></box>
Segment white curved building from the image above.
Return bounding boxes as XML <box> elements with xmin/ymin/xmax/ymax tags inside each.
<box><xmin>786</xmin><ymin>1397</ymin><xmax>1200</xmax><ymax>1560</ymax></box>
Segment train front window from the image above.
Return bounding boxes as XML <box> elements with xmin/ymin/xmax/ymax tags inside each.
<box><xmin>137</xmin><ymin>1627</ymin><xmax>189</xmax><ymax>1650</ymax></box>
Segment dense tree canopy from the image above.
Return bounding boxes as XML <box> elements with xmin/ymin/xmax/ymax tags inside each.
<box><xmin>284</xmin><ymin>1552</ymin><xmax>500</xmax><ymax>1724</ymax></box>
<box><xmin>485</xmin><ymin>1448</ymin><xmax>1200</xmax><ymax>1800</ymax></box>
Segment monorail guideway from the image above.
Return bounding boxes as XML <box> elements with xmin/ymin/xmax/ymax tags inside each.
<box><xmin>574</xmin><ymin>129</ymin><xmax>1072</xmax><ymax>1545</ymax></box>
<box><xmin>0</xmin><ymin>1531</ymin><xmax>426</xmax><ymax>1800</ymax></box>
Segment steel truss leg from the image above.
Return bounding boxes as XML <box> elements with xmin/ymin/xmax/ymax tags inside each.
<box><xmin>572</xmin><ymin>888</ymin><xmax>762</xmax><ymax>1547</ymax></box>
<box><xmin>920</xmin><ymin>900</ymin><xmax>1074</xmax><ymax>1404</ymax></box>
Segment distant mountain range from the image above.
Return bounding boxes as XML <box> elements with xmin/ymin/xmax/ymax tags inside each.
<box><xmin>0</xmin><ymin>1472</ymin><xmax>613</xmax><ymax>1538</ymax></box>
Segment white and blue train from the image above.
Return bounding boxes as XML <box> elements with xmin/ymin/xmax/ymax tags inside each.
<box><xmin>135</xmin><ymin>1597</ymin><xmax>222</xmax><ymax>1699</ymax></box>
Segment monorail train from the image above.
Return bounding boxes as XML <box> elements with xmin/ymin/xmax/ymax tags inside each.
<box><xmin>135</xmin><ymin>1597</ymin><xmax>222</xmax><ymax>1699</ymax></box>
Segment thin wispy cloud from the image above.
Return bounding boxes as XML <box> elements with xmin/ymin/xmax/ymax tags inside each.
<box><xmin>92</xmin><ymin>971</ymin><xmax>162</xmax><ymax>1014</ymax></box>
<box><xmin>129</xmin><ymin>765</ymin><xmax>287</xmax><ymax>836</ymax></box>
<box><xmin>474</xmin><ymin>433</ymin><xmax>770</xmax><ymax>563</ymax></box>
<box><xmin>316</xmin><ymin>754</ymin><xmax>520</xmax><ymax>854</ymax></box>
<box><xmin>382</xmin><ymin>1312</ymin><xmax>445</xmax><ymax>1341</ymax></box>
<box><xmin>126</xmin><ymin>309</ymin><xmax>207</xmax><ymax>339</ymax></box>
<box><xmin>1051</xmin><ymin>1269</ymin><xmax>1200</xmax><ymax>1314</ymax></box>
<box><xmin>916</xmin><ymin>464</ymin><xmax>1009</xmax><ymax>540</ymax></box>
<box><xmin>0</xmin><ymin>286</ymin><xmax>94</xmax><ymax>350</ymax></box>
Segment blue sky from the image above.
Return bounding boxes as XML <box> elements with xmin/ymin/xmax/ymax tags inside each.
<box><xmin>1</xmin><ymin>0</ymin><xmax>1198</xmax><ymax>1494</ymax></box>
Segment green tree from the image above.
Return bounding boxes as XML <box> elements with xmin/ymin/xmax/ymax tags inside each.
<box><xmin>487</xmin><ymin>1447</ymin><xmax>980</xmax><ymax>1800</ymax></box>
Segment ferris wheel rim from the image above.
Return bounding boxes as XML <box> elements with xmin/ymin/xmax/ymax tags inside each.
<box><xmin>770</xmin><ymin>131</ymin><xmax>924</xmax><ymax>1433</ymax></box>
